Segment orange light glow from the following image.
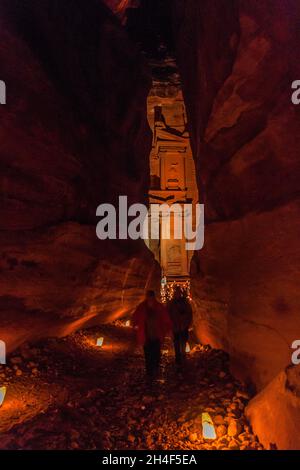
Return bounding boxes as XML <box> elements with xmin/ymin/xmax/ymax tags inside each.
<box><xmin>0</xmin><ymin>386</ymin><xmax>7</xmax><ymax>407</ymax></box>
<box><xmin>96</xmin><ymin>337</ymin><xmax>104</xmax><ymax>347</ymax></box>
<box><xmin>202</xmin><ymin>412</ymin><xmax>216</xmax><ymax>440</ymax></box>
<box><xmin>125</xmin><ymin>320</ymin><xmax>130</xmax><ymax>327</ymax></box>
<box><xmin>116</xmin><ymin>0</ymin><xmax>129</xmax><ymax>13</ymax></box>
<box><xmin>185</xmin><ymin>343</ymin><xmax>191</xmax><ymax>353</ymax></box>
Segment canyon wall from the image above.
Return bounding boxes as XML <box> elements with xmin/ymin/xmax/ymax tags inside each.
<box><xmin>103</xmin><ymin>0</ymin><xmax>139</xmax><ymax>23</ymax></box>
<box><xmin>174</xmin><ymin>0</ymin><xmax>300</xmax><ymax>448</ymax></box>
<box><xmin>0</xmin><ymin>0</ymin><xmax>158</xmax><ymax>351</ymax></box>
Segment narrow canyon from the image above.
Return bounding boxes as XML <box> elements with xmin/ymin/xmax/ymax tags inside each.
<box><xmin>0</xmin><ymin>0</ymin><xmax>300</xmax><ymax>451</ymax></box>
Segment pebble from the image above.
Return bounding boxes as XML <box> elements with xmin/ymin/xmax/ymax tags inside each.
<box><xmin>217</xmin><ymin>425</ymin><xmax>227</xmax><ymax>437</ymax></box>
<box><xmin>228</xmin><ymin>439</ymin><xmax>240</xmax><ymax>450</ymax></box>
<box><xmin>188</xmin><ymin>433</ymin><xmax>198</xmax><ymax>443</ymax></box>
<box><xmin>218</xmin><ymin>436</ymin><xmax>229</xmax><ymax>445</ymax></box>
<box><xmin>228</xmin><ymin>419</ymin><xmax>242</xmax><ymax>437</ymax></box>
<box><xmin>214</xmin><ymin>415</ymin><xmax>225</xmax><ymax>425</ymax></box>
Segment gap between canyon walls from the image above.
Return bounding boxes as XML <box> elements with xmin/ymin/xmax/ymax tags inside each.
<box><xmin>0</xmin><ymin>0</ymin><xmax>160</xmax><ymax>353</ymax></box>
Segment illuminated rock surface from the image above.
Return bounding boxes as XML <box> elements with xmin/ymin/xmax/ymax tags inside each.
<box><xmin>103</xmin><ymin>0</ymin><xmax>139</xmax><ymax>22</ymax></box>
<box><xmin>172</xmin><ymin>0</ymin><xmax>300</xmax><ymax>448</ymax></box>
<box><xmin>174</xmin><ymin>0</ymin><xmax>300</xmax><ymax>389</ymax></box>
<box><xmin>246</xmin><ymin>365</ymin><xmax>300</xmax><ymax>450</ymax></box>
<box><xmin>0</xmin><ymin>0</ymin><xmax>158</xmax><ymax>351</ymax></box>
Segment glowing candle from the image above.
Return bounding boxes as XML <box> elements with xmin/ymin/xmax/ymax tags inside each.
<box><xmin>96</xmin><ymin>337</ymin><xmax>104</xmax><ymax>347</ymax></box>
<box><xmin>202</xmin><ymin>412</ymin><xmax>216</xmax><ymax>440</ymax></box>
<box><xmin>125</xmin><ymin>320</ymin><xmax>130</xmax><ymax>327</ymax></box>
<box><xmin>185</xmin><ymin>343</ymin><xmax>191</xmax><ymax>353</ymax></box>
<box><xmin>0</xmin><ymin>386</ymin><xmax>6</xmax><ymax>407</ymax></box>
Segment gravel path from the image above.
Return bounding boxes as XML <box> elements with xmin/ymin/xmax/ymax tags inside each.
<box><xmin>0</xmin><ymin>324</ymin><xmax>263</xmax><ymax>450</ymax></box>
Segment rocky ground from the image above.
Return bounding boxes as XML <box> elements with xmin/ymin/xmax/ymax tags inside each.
<box><xmin>0</xmin><ymin>324</ymin><xmax>263</xmax><ymax>450</ymax></box>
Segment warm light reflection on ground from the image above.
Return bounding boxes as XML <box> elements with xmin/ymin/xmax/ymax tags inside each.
<box><xmin>0</xmin><ymin>324</ymin><xmax>262</xmax><ymax>450</ymax></box>
<box><xmin>84</xmin><ymin>337</ymin><xmax>131</xmax><ymax>354</ymax></box>
<box><xmin>0</xmin><ymin>324</ymin><xmax>135</xmax><ymax>441</ymax></box>
<box><xmin>0</xmin><ymin>379</ymin><xmax>66</xmax><ymax>436</ymax></box>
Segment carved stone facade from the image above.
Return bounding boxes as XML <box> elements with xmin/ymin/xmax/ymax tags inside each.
<box><xmin>146</xmin><ymin>60</ymin><xmax>198</xmax><ymax>282</ymax></box>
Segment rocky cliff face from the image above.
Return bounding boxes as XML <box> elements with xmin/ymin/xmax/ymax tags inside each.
<box><xmin>174</xmin><ymin>0</ymin><xmax>300</xmax><ymax>448</ymax></box>
<box><xmin>174</xmin><ymin>0</ymin><xmax>300</xmax><ymax>388</ymax></box>
<box><xmin>0</xmin><ymin>0</ymin><xmax>158</xmax><ymax>351</ymax></box>
<box><xmin>245</xmin><ymin>364</ymin><xmax>300</xmax><ymax>449</ymax></box>
<box><xmin>103</xmin><ymin>0</ymin><xmax>139</xmax><ymax>21</ymax></box>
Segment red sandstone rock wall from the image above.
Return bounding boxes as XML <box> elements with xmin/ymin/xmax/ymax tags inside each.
<box><xmin>245</xmin><ymin>364</ymin><xmax>300</xmax><ymax>449</ymax></box>
<box><xmin>174</xmin><ymin>0</ymin><xmax>300</xmax><ymax>448</ymax></box>
<box><xmin>0</xmin><ymin>0</ymin><xmax>158</xmax><ymax>351</ymax></box>
<box><xmin>103</xmin><ymin>0</ymin><xmax>139</xmax><ymax>22</ymax></box>
<box><xmin>174</xmin><ymin>0</ymin><xmax>300</xmax><ymax>389</ymax></box>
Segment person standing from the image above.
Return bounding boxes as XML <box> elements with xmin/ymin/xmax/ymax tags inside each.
<box><xmin>133</xmin><ymin>290</ymin><xmax>171</xmax><ymax>381</ymax></box>
<box><xmin>168</xmin><ymin>286</ymin><xmax>193</xmax><ymax>367</ymax></box>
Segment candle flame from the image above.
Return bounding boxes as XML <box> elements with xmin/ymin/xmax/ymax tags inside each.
<box><xmin>185</xmin><ymin>343</ymin><xmax>191</xmax><ymax>353</ymax></box>
<box><xmin>96</xmin><ymin>337</ymin><xmax>104</xmax><ymax>347</ymax></box>
<box><xmin>202</xmin><ymin>412</ymin><xmax>216</xmax><ymax>440</ymax></box>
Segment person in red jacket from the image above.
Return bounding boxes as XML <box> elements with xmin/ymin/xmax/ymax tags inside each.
<box><xmin>133</xmin><ymin>290</ymin><xmax>171</xmax><ymax>380</ymax></box>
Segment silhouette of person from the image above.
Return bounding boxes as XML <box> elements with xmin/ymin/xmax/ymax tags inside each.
<box><xmin>133</xmin><ymin>290</ymin><xmax>171</xmax><ymax>381</ymax></box>
<box><xmin>168</xmin><ymin>286</ymin><xmax>193</xmax><ymax>368</ymax></box>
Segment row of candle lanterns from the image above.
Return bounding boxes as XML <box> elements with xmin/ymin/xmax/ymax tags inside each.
<box><xmin>94</xmin><ymin>338</ymin><xmax>217</xmax><ymax>440</ymax></box>
<box><xmin>0</xmin><ymin>383</ymin><xmax>216</xmax><ymax>441</ymax></box>
<box><xmin>1</xmin><ymin>343</ymin><xmax>192</xmax><ymax>409</ymax></box>
<box><xmin>96</xmin><ymin>337</ymin><xmax>192</xmax><ymax>354</ymax></box>
<box><xmin>0</xmin><ymin>345</ymin><xmax>216</xmax><ymax>442</ymax></box>
<box><xmin>95</xmin><ymin>319</ymin><xmax>131</xmax><ymax>348</ymax></box>
<box><xmin>96</xmin><ymin>338</ymin><xmax>192</xmax><ymax>353</ymax></box>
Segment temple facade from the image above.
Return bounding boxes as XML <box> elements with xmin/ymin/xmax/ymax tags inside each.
<box><xmin>146</xmin><ymin>63</ymin><xmax>198</xmax><ymax>283</ymax></box>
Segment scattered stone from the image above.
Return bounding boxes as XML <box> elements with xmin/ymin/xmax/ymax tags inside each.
<box><xmin>216</xmin><ymin>425</ymin><xmax>227</xmax><ymax>437</ymax></box>
<box><xmin>228</xmin><ymin>419</ymin><xmax>243</xmax><ymax>437</ymax></box>
<box><xmin>236</xmin><ymin>390</ymin><xmax>250</xmax><ymax>400</ymax></box>
<box><xmin>218</xmin><ymin>436</ymin><xmax>229</xmax><ymax>445</ymax></box>
<box><xmin>214</xmin><ymin>415</ymin><xmax>225</xmax><ymax>425</ymax></box>
<box><xmin>188</xmin><ymin>433</ymin><xmax>198</xmax><ymax>443</ymax></box>
<box><xmin>0</xmin><ymin>325</ymin><xmax>263</xmax><ymax>451</ymax></box>
<box><xmin>228</xmin><ymin>439</ymin><xmax>240</xmax><ymax>450</ymax></box>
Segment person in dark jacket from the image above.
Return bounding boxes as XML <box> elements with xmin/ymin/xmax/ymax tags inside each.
<box><xmin>168</xmin><ymin>286</ymin><xmax>193</xmax><ymax>367</ymax></box>
<box><xmin>133</xmin><ymin>290</ymin><xmax>172</xmax><ymax>380</ymax></box>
